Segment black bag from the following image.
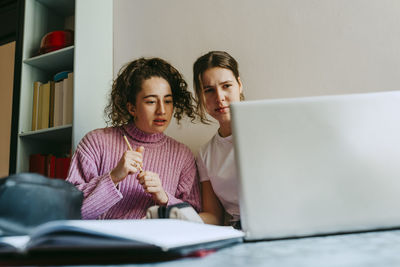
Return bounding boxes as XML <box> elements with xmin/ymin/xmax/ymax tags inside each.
<box><xmin>0</xmin><ymin>173</ymin><xmax>83</xmax><ymax>236</ymax></box>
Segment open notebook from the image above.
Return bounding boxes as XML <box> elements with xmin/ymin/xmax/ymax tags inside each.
<box><xmin>0</xmin><ymin>219</ymin><xmax>244</xmax><ymax>264</ymax></box>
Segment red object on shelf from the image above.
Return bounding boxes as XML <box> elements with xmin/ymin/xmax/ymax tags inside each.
<box><xmin>29</xmin><ymin>154</ymin><xmax>46</xmax><ymax>175</ymax></box>
<box><xmin>38</xmin><ymin>30</ymin><xmax>74</xmax><ymax>55</ymax></box>
<box><xmin>55</xmin><ymin>156</ymin><xmax>71</xmax><ymax>179</ymax></box>
<box><xmin>46</xmin><ymin>155</ymin><xmax>56</xmax><ymax>178</ymax></box>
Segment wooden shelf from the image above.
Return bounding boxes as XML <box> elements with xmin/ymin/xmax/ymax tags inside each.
<box><xmin>23</xmin><ymin>46</ymin><xmax>74</xmax><ymax>73</ymax></box>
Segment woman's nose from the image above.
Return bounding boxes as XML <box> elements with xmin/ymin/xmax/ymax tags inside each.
<box><xmin>157</xmin><ymin>102</ymin><xmax>166</xmax><ymax>114</ymax></box>
<box><xmin>216</xmin><ymin>88</ymin><xmax>225</xmax><ymax>102</ymax></box>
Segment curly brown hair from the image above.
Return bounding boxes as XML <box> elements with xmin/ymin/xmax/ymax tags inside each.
<box><xmin>105</xmin><ymin>57</ymin><xmax>196</xmax><ymax>127</ymax></box>
<box><xmin>193</xmin><ymin>51</ymin><xmax>244</xmax><ymax>124</ymax></box>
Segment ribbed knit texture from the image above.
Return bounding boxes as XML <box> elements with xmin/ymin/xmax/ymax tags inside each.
<box><xmin>66</xmin><ymin>123</ymin><xmax>201</xmax><ymax>220</ymax></box>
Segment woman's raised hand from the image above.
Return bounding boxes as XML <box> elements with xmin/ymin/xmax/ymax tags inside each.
<box><xmin>110</xmin><ymin>146</ymin><xmax>144</xmax><ymax>184</ymax></box>
<box><xmin>137</xmin><ymin>171</ymin><xmax>168</xmax><ymax>205</ymax></box>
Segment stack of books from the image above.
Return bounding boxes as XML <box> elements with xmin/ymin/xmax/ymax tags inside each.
<box><xmin>29</xmin><ymin>153</ymin><xmax>71</xmax><ymax>179</ymax></box>
<box><xmin>31</xmin><ymin>71</ymin><xmax>73</xmax><ymax>131</ymax></box>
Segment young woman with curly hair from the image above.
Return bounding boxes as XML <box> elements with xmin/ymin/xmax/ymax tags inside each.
<box><xmin>67</xmin><ymin>57</ymin><xmax>200</xmax><ymax>220</ymax></box>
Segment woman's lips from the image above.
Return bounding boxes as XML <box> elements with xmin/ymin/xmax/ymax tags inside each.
<box><xmin>153</xmin><ymin>119</ymin><xmax>167</xmax><ymax>126</ymax></box>
<box><xmin>215</xmin><ymin>106</ymin><xmax>229</xmax><ymax>113</ymax></box>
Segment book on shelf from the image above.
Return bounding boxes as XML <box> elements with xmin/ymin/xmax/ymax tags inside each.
<box><xmin>62</xmin><ymin>72</ymin><xmax>73</xmax><ymax>125</ymax></box>
<box><xmin>53</xmin><ymin>80</ymin><xmax>64</xmax><ymax>127</ymax></box>
<box><xmin>0</xmin><ymin>219</ymin><xmax>244</xmax><ymax>264</ymax></box>
<box><xmin>29</xmin><ymin>154</ymin><xmax>46</xmax><ymax>175</ymax></box>
<box><xmin>49</xmin><ymin>81</ymin><xmax>55</xmax><ymax>128</ymax></box>
<box><xmin>29</xmin><ymin>154</ymin><xmax>71</xmax><ymax>179</ymax></box>
<box><xmin>31</xmin><ymin>81</ymin><xmax>41</xmax><ymax>131</ymax></box>
<box><xmin>55</xmin><ymin>156</ymin><xmax>71</xmax><ymax>179</ymax></box>
<box><xmin>46</xmin><ymin>155</ymin><xmax>56</xmax><ymax>178</ymax></box>
<box><xmin>38</xmin><ymin>81</ymin><xmax>51</xmax><ymax>130</ymax></box>
<box><xmin>36</xmin><ymin>82</ymin><xmax>44</xmax><ymax>130</ymax></box>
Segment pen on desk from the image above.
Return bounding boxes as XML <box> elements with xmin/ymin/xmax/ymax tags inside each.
<box><xmin>123</xmin><ymin>135</ymin><xmax>143</xmax><ymax>172</ymax></box>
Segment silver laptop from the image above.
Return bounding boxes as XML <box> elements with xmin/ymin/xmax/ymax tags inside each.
<box><xmin>231</xmin><ymin>91</ymin><xmax>400</xmax><ymax>241</ymax></box>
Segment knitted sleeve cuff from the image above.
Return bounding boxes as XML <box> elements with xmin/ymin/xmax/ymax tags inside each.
<box><xmin>80</xmin><ymin>173</ymin><xmax>123</xmax><ymax>219</ymax></box>
<box><xmin>164</xmin><ymin>191</ymin><xmax>182</xmax><ymax>206</ymax></box>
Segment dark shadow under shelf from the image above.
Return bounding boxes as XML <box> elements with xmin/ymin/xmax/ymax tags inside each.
<box><xmin>19</xmin><ymin>125</ymin><xmax>72</xmax><ymax>142</ymax></box>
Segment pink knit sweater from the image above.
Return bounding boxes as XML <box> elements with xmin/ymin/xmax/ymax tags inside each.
<box><xmin>66</xmin><ymin>123</ymin><xmax>201</xmax><ymax>219</ymax></box>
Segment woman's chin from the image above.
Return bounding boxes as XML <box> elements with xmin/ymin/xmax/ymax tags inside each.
<box><xmin>150</xmin><ymin>124</ymin><xmax>170</xmax><ymax>134</ymax></box>
<box><xmin>214</xmin><ymin>114</ymin><xmax>231</xmax><ymax>125</ymax></box>
<box><xmin>135</xmin><ymin>124</ymin><xmax>167</xmax><ymax>134</ymax></box>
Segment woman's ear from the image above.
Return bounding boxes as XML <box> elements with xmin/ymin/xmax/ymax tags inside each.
<box><xmin>127</xmin><ymin>102</ymin><xmax>136</xmax><ymax>116</ymax></box>
<box><xmin>238</xmin><ymin>77</ymin><xmax>243</xmax><ymax>94</ymax></box>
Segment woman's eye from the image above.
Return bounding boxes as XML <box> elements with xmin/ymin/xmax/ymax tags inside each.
<box><xmin>223</xmin><ymin>84</ymin><xmax>232</xmax><ymax>89</ymax></box>
<box><xmin>146</xmin><ymin>101</ymin><xmax>156</xmax><ymax>104</ymax></box>
<box><xmin>204</xmin><ymin>88</ymin><xmax>214</xmax><ymax>93</ymax></box>
<box><xmin>165</xmin><ymin>99</ymin><xmax>173</xmax><ymax>104</ymax></box>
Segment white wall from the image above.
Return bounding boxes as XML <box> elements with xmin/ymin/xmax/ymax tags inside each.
<box><xmin>74</xmin><ymin>0</ymin><xmax>113</xmax><ymax>149</ymax></box>
<box><xmin>114</xmin><ymin>0</ymin><xmax>400</xmax><ymax>153</ymax></box>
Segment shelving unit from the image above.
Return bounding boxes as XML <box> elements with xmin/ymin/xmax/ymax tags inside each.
<box><xmin>16</xmin><ymin>0</ymin><xmax>113</xmax><ymax>173</ymax></box>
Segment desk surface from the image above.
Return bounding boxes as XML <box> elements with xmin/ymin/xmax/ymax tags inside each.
<box><xmin>83</xmin><ymin>229</ymin><xmax>400</xmax><ymax>267</ymax></box>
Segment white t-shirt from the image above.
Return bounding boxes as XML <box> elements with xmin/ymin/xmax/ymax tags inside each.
<box><xmin>196</xmin><ymin>133</ymin><xmax>240</xmax><ymax>222</ymax></box>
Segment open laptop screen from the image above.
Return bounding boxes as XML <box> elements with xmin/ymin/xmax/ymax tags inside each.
<box><xmin>231</xmin><ymin>91</ymin><xmax>400</xmax><ymax>240</ymax></box>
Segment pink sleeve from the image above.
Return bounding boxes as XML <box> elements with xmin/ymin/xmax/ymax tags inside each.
<box><xmin>167</xmin><ymin>154</ymin><xmax>201</xmax><ymax>212</ymax></box>
<box><xmin>66</xmin><ymin>135</ymin><xmax>123</xmax><ymax>219</ymax></box>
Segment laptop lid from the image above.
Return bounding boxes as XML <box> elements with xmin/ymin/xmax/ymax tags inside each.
<box><xmin>231</xmin><ymin>91</ymin><xmax>400</xmax><ymax>240</ymax></box>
